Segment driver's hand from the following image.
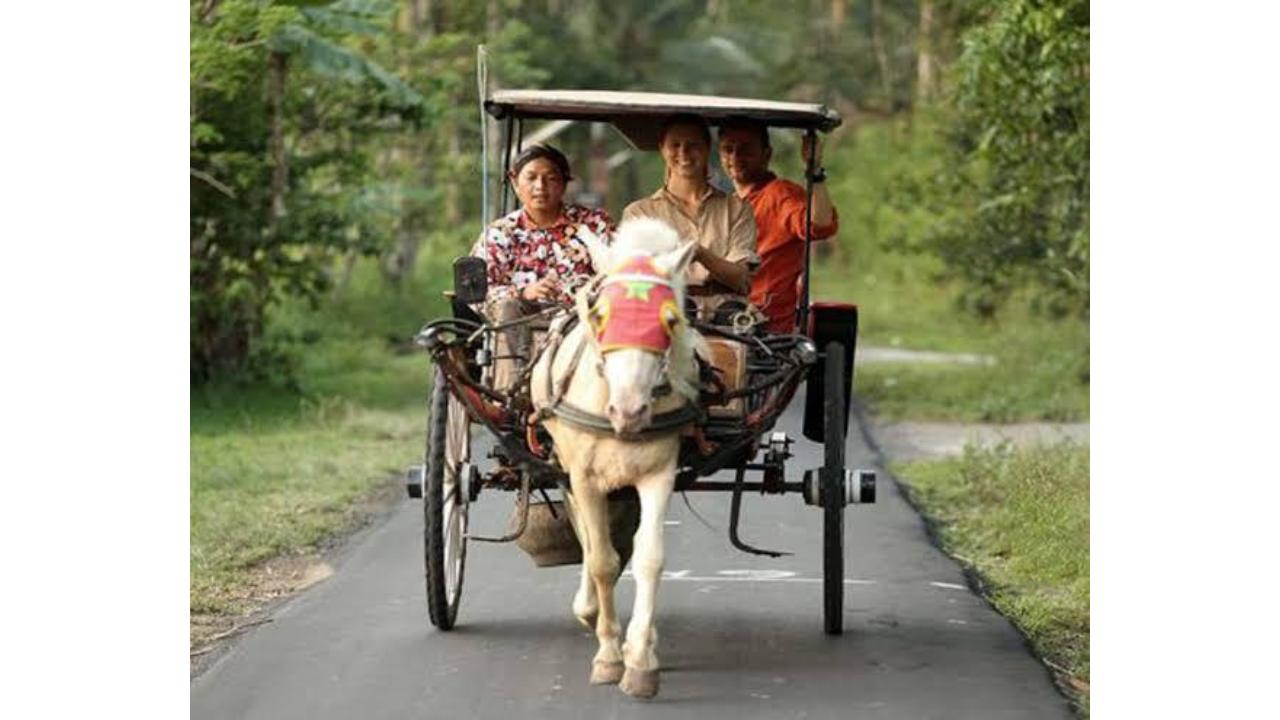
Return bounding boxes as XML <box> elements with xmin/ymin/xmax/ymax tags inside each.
<box><xmin>520</xmin><ymin>276</ymin><xmax>560</xmax><ymax>303</ymax></box>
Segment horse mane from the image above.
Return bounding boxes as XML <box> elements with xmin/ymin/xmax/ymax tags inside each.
<box><xmin>575</xmin><ymin>218</ymin><xmax>706</xmax><ymax>401</ymax></box>
<box><xmin>612</xmin><ymin>217</ymin><xmax>682</xmax><ymax>256</ymax></box>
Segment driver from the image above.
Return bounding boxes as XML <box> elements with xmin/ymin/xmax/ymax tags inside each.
<box><xmin>474</xmin><ymin>143</ymin><xmax>615</xmax><ymax>308</ymax></box>
<box><xmin>472</xmin><ymin>144</ymin><xmax>615</xmax><ymax>392</ymax></box>
<box><xmin>623</xmin><ymin>114</ymin><xmax>759</xmax><ymax>322</ymax></box>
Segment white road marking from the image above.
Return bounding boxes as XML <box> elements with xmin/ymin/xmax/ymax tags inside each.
<box><xmin>947</xmin><ymin>619</ymin><xmax>969</xmax><ymax>625</ymax></box>
<box><xmin>930</xmin><ymin>581</ymin><xmax>967</xmax><ymax>590</ymax></box>
<box><xmin>717</xmin><ymin>569</ymin><xmax>797</xmax><ymax>581</ymax></box>
<box><xmin>619</xmin><ymin>569</ymin><xmax>876</xmax><ymax>585</ymax></box>
<box><xmin>663</xmin><ymin>520</ymin><xmax>681</xmax><ymax>526</ymax></box>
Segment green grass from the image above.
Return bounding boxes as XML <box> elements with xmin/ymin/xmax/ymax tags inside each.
<box><xmin>809</xmin><ymin>119</ymin><xmax>1089</xmax><ymax>422</ymax></box>
<box><xmin>895</xmin><ymin>443</ymin><xmax>1090</xmax><ymax>714</ymax></box>
<box><xmin>191</xmin><ymin>254</ymin><xmax>452</xmax><ymax>617</ymax></box>
<box><xmin>191</xmin><ymin>400</ymin><xmax>421</xmax><ymax>614</ymax></box>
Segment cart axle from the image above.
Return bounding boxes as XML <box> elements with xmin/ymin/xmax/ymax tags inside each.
<box><xmin>801</xmin><ymin>468</ymin><xmax>876</xmax><ymax>507</ymax></box>
<box><xmin>680</xmin><ymin>480</ymin><xmax>806</xmax><ymax>493</ymax></box>
<box><xmin>406</xmin><ymin>465</ymin><xmax>424</xmax><ymax>499</ymax></box>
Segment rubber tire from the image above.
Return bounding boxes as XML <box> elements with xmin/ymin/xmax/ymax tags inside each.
<box><xmin>424</xmin><ymin>365</ymin><xmax>467</xmax><ymax>630</ymax></box>
<box><xmin>822</xmin><ymin>341</ymin><xmax>847</xmax><ymax>635</ymax></box>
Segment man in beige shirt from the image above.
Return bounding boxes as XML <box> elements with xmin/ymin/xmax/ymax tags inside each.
<box><xmin>623</xmin><ymin>114</ymin><xmax>759</xmax><ymax>320</ymax></box>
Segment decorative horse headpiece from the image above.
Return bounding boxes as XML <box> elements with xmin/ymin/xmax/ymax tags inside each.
<box><xmin>589</xmin><ymin>254</ymin><xmax>685</xmax><ymax>355</ymax></box>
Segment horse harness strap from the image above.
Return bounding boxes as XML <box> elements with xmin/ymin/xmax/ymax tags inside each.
<box><xmin>531</xmin><ymin>303</ymin><xmax>702</xmax><ymax>440</ymax></box>
<box><xmin>547</xmin><ymin>399</ymin><xmax>703</xmax><ymax>439</ymax></box>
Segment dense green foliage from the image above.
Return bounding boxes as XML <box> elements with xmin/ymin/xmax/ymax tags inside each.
<box><xmin>190</xmin><ymin>0</ymin><xmax>1032</xmax><ymax>380</ymax></box>
<box><xmin>190</xmin><ymin>0</ymin><xmax>549</xmax><ymax>379</ymax></box>
<box><xmin>191</xmin><ymin>1</ymin><xmax>1090</xmax><ymax>380</ymax></box>
<box><xmin>903</xmin><ymin>0</ymin><xmax>1089</xmax><ymax>317</ymax></box>
<box><xmin>813</xmin><ymin>119</ymin><xmax>1088</xmax><ymax>422</ymax></box>
<box><xmin>191</xmin><ymin>1</ymin><xmax>421</xmax><ymax>379</ymax></box>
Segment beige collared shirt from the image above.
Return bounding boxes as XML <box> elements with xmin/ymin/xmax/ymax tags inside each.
<box><xmin>622</xmin><ymin>185</ymin><xmax>760</xmax><ymax>291</ymax></box>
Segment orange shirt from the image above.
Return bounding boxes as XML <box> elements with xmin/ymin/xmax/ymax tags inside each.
<box><xmin>743</xmin><ymin>173</ymin><xmax>838</xmax><ymax>332</ymax></box>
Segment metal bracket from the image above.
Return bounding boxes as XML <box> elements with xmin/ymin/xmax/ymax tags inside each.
<box><xmin>729</xmin><ymin>466</ymin><xmax>792</xmax><ymax>557</ymax></box>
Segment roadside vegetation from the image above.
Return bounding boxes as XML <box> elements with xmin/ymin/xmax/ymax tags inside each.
<box><xmin>893</xmin><ymin>442</ymin><xmax>1090</xmax><ymax>714</ymax></box>
<box><xmin>190</xmin><ymin>258</ymin><xmax>448</xmax><ymax>639</ymax></box>
<box><xmin>811</xmin><ymin>121</ymin><xmax>1088</xmax><ymax>423</ymax></box>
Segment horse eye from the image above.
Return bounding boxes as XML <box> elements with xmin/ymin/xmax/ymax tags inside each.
<box><xmin>589</xmin><ymin>301</ymin><xmax>609</xmax><ymax>330</ymax></box>
<box><xmin>661</xmin><ymin>306</ymin><xmax>682</xmax><ymax>332</ymax></box>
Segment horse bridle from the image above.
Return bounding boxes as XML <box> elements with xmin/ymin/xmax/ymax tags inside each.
<box><xmin>532</xmin><ymin>269</ymin><xmax>703</xmax><ymax>439</ymax></box>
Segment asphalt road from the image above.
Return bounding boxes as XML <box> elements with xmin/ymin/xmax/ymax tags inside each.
<box><xmin>191</xmin><ymin>398</ymin><xmax>1074</xmax><ymax>719</ymax></box>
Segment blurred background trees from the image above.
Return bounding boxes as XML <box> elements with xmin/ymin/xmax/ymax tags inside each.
<box><xmin>906</xmin><ymin>0</ymin><xmax>1088</xmax><ymax>318</ymax></box>
<box><xmin>190</xmin><ymin>0</ymin><xmax>1089</xmax><ymax>381</ymax></box>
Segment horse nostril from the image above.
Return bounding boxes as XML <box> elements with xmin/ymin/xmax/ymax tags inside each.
<box><xmin>638</xmin><ymin>403</ymin><xmax>650</xmax><ymax>417</ymax></box>
<box><xmin>606</xmin><ymin>403</ymin><xmax>618</xmax><ymax>417</ymax></box>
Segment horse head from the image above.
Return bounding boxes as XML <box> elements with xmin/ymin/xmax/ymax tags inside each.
<box><xmin>578</xmin><ymin>219</ymin><xmax>698</xmax><ymax>436</ymax></box>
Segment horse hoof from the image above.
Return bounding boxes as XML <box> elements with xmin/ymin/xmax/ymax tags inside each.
<box><xmin>620</xmin><ymin>667</ymin><xmax>660</xmax><ymax>698</ymax></box>
<box><xmin>590</xmin><ymin>660</ymin><xmax>625</xmax><ymax>685</ymax></box>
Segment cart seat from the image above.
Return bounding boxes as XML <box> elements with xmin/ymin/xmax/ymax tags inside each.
<box><xmin>702</xmin><ymin>337</ymin><xmax>747</xmax><ymax>418</ymax></box>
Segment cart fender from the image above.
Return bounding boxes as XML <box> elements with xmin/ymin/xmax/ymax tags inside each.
<box><xmin>803</xmin><ymin>303</ymin><xmax>858</xmax><ymax>443</ymax></box>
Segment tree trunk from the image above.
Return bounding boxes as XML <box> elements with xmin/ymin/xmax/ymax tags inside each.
<box><xmin>427</xmin><ymin>0</ymin><xmax>443</xmax><ymax>35</ymax></box>
<box><xmin>916</xmin><ymin>0</ymin><xmax>936</xmax><ymax>104</ymax></box>
<box><xmin>831</xmin><ymin>0</ymin><xmax>845</xmax><ymax>28</ymax></box>
<box><xmin>199</xmin><ymin>0</ymin><xmax>221</xmax><ymax>23</ymax></box>
<box><xmin>384</xmin><ymin>0</ymin><xmax>427</xmax><ymax>285</ymax></box>
<box><xmin>445</xmin><ymin>123</ymin><xmax>462</xmax><ymax>226</ymax></box>
<box><xmin>408</xmin><ymin>0</ymin><xmax>424</xmax><ymax>29</ymax></box>
<box><xmin>382</xmin><ymin>142</ymin><xmax>419</xmax><ymax>285</ymax></box>
<box><xmin>870</xmin><ymin>0</ymin><xmax>894</xmax><ymax>110</ymax></box>
<box><xmin>333</xmin><ymin>251</ymin><xmax>360</xmax><ymax>302</ymax></box>
<box><xmin>486</xmin><ymin>0</ymin><xmax>501</xmax><ymax>35</ymax></box>
<box><xmin>268</xmin><ymin>51</ymin><xmax>289</xmax><ymax>227</ymax></box>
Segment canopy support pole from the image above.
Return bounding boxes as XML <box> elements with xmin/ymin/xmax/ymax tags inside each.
<box><xmin>500</xmin><ymin>114</ymin><xmax>516</xmax><ymax>215</ymax></box>
<box><xmin>477</xmin><ymin>45</ymin><xmax>490</xmax><ymax>225</ymax></box>
<box><xmin>797</xmin><ymin>128</ymin><xmax>818</xmax><ymax>334</ymax></box>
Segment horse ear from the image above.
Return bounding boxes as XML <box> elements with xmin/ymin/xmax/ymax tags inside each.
<box><xmin>657</xmin><ymin>240</ymin><xmax>698</xmax><ymax>279</ymax></box>
<box><xmin>579</xmin><ymin>227</ymin><xmax>612</xmax><ymax>273</ymax></box>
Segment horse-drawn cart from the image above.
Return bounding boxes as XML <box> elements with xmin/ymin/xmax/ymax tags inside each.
<box><xmin>407</xmin><ymin>89</ymin><xmax>875</xmax><ymax>661</ymax></box>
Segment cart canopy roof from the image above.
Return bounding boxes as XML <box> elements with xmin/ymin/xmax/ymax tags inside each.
<box><xmin>485</xmin><ymin>89</ymin><xmax>841</xmax><ymax>150</ymax></box>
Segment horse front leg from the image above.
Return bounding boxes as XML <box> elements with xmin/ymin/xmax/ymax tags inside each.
<box><xmin>621</xmin><ymin>470</ymin><xmax>675</xmax><ymax>699</ymax></box>
<box><xmin>571</xmin><ymin>479</ymin><xmax>625</xmax><ymax>685</ymax></box>
<box><xmin>561</xmin><ymin>491</ymin><xmax>598</xmax><ymax>630</ymax></box>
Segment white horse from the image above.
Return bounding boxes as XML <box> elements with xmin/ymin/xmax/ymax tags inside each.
<box><xmin>530</xmin><ymin>218</ymin><xmax>701</xmax><ymax>699</ymax></box>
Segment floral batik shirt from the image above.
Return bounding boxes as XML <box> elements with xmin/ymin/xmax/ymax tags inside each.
<box><xmin>474</xmin><ymin>204</ymin><xmax>615</xmax><ymax>305</ymax></box>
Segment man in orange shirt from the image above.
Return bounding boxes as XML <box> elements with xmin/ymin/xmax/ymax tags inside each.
<box><xmin>718</xmin><ymin>118</ymin><xmax>839</xmax><ymax>333</ymax></box>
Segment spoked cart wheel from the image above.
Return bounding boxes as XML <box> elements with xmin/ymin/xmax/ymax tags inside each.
<box><xmin>424</xmin><ymin>365</ymin><xmax>471</xmax><ymax>630</ymax></box>
<box><xmin>821</xmin><ymin>341</ymin><xmax>847</xmax><ymax>635</ymax></box>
